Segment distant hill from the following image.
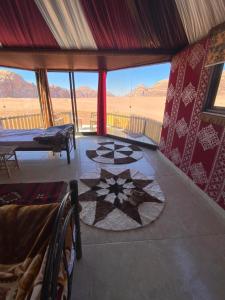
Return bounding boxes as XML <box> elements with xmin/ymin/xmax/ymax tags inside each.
<box><xmin>0</xmin><ymin>70</ymin><xmax>114</xmax><ymax>98</ymax></box>
<box><xmin>0</xmin><ymin>69</ymin><xmax>224</xmax><ymax>100</ymax></box>
<box><xmin>127</xmin><ymin>79</ymin><xmax>169</xmax><ymax>97</ymax></box>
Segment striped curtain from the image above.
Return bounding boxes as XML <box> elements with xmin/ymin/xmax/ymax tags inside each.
<box><xmin>36</xmin><ymin>70</ymin><xmax>54</xmax><ymax>128</ymax></box>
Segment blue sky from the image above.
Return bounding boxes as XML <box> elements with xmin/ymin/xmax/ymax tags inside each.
<box><xmin>1</xmin><ymin>63</ymin><xmax>224</xmax><ymax>95</ymax></box>
<box><xmin>1</xmin><ymin>63</ymin><xmax>224</xmax><ymax>96</ymax></box>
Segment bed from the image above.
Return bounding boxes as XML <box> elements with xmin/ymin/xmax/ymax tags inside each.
<box><xmin>0</xmin><ymin>180</ymin><xmax>81</xmax><ymax>299</ymax></box>
<box><xmin>0</xmin><ymin>124</ymin><xmax>76</xmax><ymax>164</ymax></box>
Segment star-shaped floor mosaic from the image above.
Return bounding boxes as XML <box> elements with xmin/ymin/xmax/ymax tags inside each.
<box><xmin>86</xmin><ymin>141</ymin><xmax>143</xmax><ymax>164</ymax></box>
<box><xmin>79</xmin><ymin>168</ymin><xmax>165</xmax><ymax>231</ymax></box>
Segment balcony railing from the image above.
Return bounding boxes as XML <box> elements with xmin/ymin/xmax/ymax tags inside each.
<box><xmin>107</xmin><ymin>113</ymin><xmax>162</xmax><ymax>143</ymax></box>
<box><xmin>0</xmin><ymin>112</ymin><xmax>162</xmax><ymax>144</ymax></box>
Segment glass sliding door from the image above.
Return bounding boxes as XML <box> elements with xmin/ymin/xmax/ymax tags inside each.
<box><xmin>75</xmin><ymin>72</ymin><xmax>98</xmax><ymax>132</ymax></box>
<box><xmin>47</xmin><ymin>71</ymin><xmax>73</xmax><ymax>126</ymax></box>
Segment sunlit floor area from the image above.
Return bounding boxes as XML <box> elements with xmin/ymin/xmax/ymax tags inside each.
<box><xmin>107</xmin><ymin>126</ymin><xmax>157</xmax><ymax>146</ymax></box>
<box><xmin>1</xmin><ymin>136</ymin><xmax>225</xmax><ymax>300</ymax></box>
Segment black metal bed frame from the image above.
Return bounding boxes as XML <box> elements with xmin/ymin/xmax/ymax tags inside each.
<box><xmin>15</xmin><ymin>124</ymin><xmax>76</xmax><ymax>165</ymax></box>
<box><xmin>41</xmin><ymin>180</ymin><xmax>82</xmax><ymax>300</ymax></box>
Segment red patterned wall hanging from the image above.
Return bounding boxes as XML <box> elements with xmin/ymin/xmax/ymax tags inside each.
<box><xmin>160</xmin><ymin>38</ymin><xmax>225</xmax><ymax>210</ymax></box>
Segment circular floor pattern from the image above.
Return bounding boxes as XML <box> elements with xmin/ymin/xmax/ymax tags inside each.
<box><xmin>86</xmin><ymin>141</ymin><xmax>143</xmax><ymax>164</ymax></box>
<box><xmin>79</xmin><ymin>168</ymin><xmax>165</xmax><ymax>231</ymax></box>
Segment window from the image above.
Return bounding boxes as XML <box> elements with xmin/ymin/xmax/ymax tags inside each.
<box><xmin>107</xmin><ymin>64</ymin><xmax>170</xmax><ymax>144</ymax></box>
<box><xmin>0</xmin><ymin>67</ymin><xmax>43</xmax><ymax>129</ymax></box>
<box><xmin>75</xmin><ymin>72</ymin><xmax>98</xmax><ymax>132</ymax></box>
<box><xmin>204</xmin><ymin>63</ymin><xmax>225</xmax><ymax>114</ymax></box>
<box><xmin>47</xmin><ymin>71</ymin><xmax>73</xmax><ymax>126</ymax></box>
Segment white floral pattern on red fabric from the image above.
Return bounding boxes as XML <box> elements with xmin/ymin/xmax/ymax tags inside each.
<box><xmin>160</xmin><ymin>39</ymin><xmax>225</xmax><ymax>209</ymax></box>
<box><xmin>181</xmin><ymin>82</ymin><xmax>196</xmax><ymax>106</ymax></box>
<box><xmin>176</xmin><ymin>118</ymin><xmax>188</xmax><ymax>138</ymax></box>
<box><xmin>188</xmin><ymin>44</ymin><xmax>205</xmax><ymax>69</ymax></box>
<box><xmin>206</xmin><ymin>131</ymin><xmax>225</xmax><ymax>201</ymax></box>
<box><xmin>163</xmin><ymin>112</ymin><xmax>170</xmax><ymax>128</ymax></box>
<box><xmin>167</xmin><ymin>84</ymin><xmax>175</xmax><ymax>102</ymax></box>
<box><xmin>190</xmin><ymin>162</ymin><xmax>207</xmax><ymax>185</ymax></box>
<box><xmin>170</xmin><ymin>148</ymin><xmax>181</xmax><ymax>165</ymax></box>
<box><xmin>197</xmin><ymin>124</ymin><xmax>220</xmax><ymax>151</ymax></box>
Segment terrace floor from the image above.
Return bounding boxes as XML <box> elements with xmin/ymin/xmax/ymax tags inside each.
<box><xmin>107</xmin><ymin>126</ymin><xmax>157</xmax><ymax>146</ymax></box>
<box><xmin>1</xmin><ymin>136</ymin><xmax>225</xmax><ymax>300</ymax></box>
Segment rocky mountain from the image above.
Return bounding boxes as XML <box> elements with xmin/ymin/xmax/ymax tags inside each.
<box><xmin>127</xmin><ymin>79</ymin><xmax>169</xmax><ymax>97</ymax></box>
<box><xmin>0</xmin><ymin>70</ymin><xmax>114</xmax><ymax>98</ymax></box>
<box><xmin>0</xmin><ymin>69</ymin><xmax>224</xmax><ymax>99</ymax></box>
<box><xmin>0</xmin><ymin>70</ymin><xmax>38</xmax><ymax>98</ymax></box>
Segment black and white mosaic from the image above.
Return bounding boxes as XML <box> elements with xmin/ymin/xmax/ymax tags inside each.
<box><xmin>86</xmin><ymin>141</ymin><xmax>143</xmax><ymax>164</ymax></box>
<box><xmin>79</xmin><ymin>168</ymin><xmax>165</xmax><ymax>231</ymax></box>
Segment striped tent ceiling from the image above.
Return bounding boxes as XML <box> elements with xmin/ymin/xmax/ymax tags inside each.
<box><xmin>0</xmin><ymin>0</ymin><xmax>224</xmax><ymax>70</ymax></box>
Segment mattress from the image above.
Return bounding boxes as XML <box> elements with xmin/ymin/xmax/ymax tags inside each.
<box><xmin>0</xmin><ymin>129</ymin><xmax>61</xmax><ymax>149</ymax></box>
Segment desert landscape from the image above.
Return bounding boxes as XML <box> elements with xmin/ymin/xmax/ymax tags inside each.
<box><xmin>0</xmin><ymin>69</ymin><xmax>224</xmax><ymax>127</ymax></box>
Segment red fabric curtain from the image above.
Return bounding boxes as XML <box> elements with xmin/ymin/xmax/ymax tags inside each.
<box><xmin>97</xmin><ymin>71</ymin><xmax>107</xmax><ymax>135</ymax></box>
<box><xmin>80</xmin><ymin>0</ymin><xmax>187</xmax><ymax>50</ymax></box>
<box><xmin>0</xmin><ymin>0</ymin><xmax>58</xmax><ymax>48</ymax></box>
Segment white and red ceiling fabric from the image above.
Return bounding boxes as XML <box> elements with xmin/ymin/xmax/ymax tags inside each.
<box><xmin>0</xmin><ymin>0</ymin><xmax>224</xmax><ymax>52</ymax></box>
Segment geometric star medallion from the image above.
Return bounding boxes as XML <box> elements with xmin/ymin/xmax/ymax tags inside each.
<box><xmin>79</xmin><ymin>168</ymin><xmax>165</xmax><ymax>231</ymax></box>
<box><xmin>86</xmin><ymin>141</ymin><xmax>143</xmax><ymax>164</ymax></box>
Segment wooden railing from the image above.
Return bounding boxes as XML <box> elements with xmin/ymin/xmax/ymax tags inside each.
<box><xmin>0</xmin><ymin>112</ymin><xmax>72</xmax><ymax>129</ymax></box>
<box><xmin>107</xmin><ymin>113</ymin><xmax>130</xmax><ymax>130</ymax></box>
<box><xmin>107</xmin><ymin>113</ymin><xmax>162</xmax><ymax>143</ymax></box>
<box><xmin>0</xmin><ymin>113</ymin><xmax>44</xmax><ymax>129</ymax></box>
<box><xmin>0</xmin><ymin>112</ymin><xmax>162</xmax><ymax>144</ymax></box>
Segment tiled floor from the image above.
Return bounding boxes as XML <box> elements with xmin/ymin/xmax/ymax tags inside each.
<box><xmin>1</xmin><ymin>136</ymin><xmax>225</xmax><ymax>300</ymax></box>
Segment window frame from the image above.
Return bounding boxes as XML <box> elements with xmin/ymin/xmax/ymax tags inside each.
<box><xmin>203</xmin><ymin>63</ymin><xmax>225</xmax><ymax>115</ymax></box>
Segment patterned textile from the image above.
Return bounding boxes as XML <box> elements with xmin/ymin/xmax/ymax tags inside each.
<box><xmin>160</xmin><ymin>38</ymin><xmax>225</xmax><ymax>210</ymax></box>
<box><xmin>205</xmin><ymin>22</ymin><xmax>225</xmax><ymax>66</ymax></box>
<box><xmin>0</xmin><ymin>182</ymin><xmax>67</xmax><ymax>206</ymax></box>
<box><xmin>0</xmin><ymin>203</ymin><xmax>72</xmax><ymax>300</ymax></box>
<box><xmin>33</xmin><ymin>124</ymin><xmax>73</xmax><ymax>152</ymax></box>
<box><xmin>79</xmin><ymin>168</ymin><xmax>165</xmax><ymax>231</ymax></box>
<box><xmin>86</xmin><ymin>141</ymin><xmax>143</xmax><ymax>164</ymax></box>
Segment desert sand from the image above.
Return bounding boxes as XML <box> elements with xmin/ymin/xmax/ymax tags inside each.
<box><xmin>0</xmin><ymin>96</ymin><xmax>166</xmax><ymax>123</ymax></box>
<box><xmin>0</xmin><ymin>94</ymin><xmax>224</xmax><ymax>125</ymax></box>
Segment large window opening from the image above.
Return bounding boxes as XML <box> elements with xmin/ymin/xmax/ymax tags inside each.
<box><xmin>0</xmin><ymin>67</ymin><xmax>43</xmax><ymax>129</ymax></box>
<box><xmin>107</xmin><ymin>63</ymin><xmax>170</xmax><ymax>144</ymax></box>
<box><xmin>75</xmin><ymin>72</ymin><xmax>98</xmax><ymax>132</ymax></box>
<box><xmin>204</xmin><ymin>63</ymin><xmax>225</xmax><ymax>114</ymax></box>
<box><xmin>47</xmin><ymin>71</ymin><xmax>73</xmax><ymax>126</ymax></box>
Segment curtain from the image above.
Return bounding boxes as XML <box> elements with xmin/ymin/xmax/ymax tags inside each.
<box><xmin>0</xmin><ymin>0</ymin><xmax>58</xmax><ymax>47</ymax></box>
<box><xmin>97</xmin><ymin>71</ymin><xmax>107</xmax><ymax>136</ymax></box>
<box><xmin>36</xmin><ymin>70</ymin><xmax>54</xmax><ymax>128</ymax></box>
<box><xmin>205</xmin><ymin>22</ymin><xmax>225</xmax><ymax>67</ymax></box>
<box><xmin>80</xmin><ymin>0</ymin><xmax>187</xmax><ymax>50</ymax></box>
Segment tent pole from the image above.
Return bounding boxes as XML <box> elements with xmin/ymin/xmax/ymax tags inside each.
<box><xmin>72</xmin><ymin>72</ymin><xmax>79</xmax><ymax>132</ymax></box>
<box><xmin>69</xmin><ymin>72</ymin><xmax>76</xmax><ymax>127</ymax></box>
